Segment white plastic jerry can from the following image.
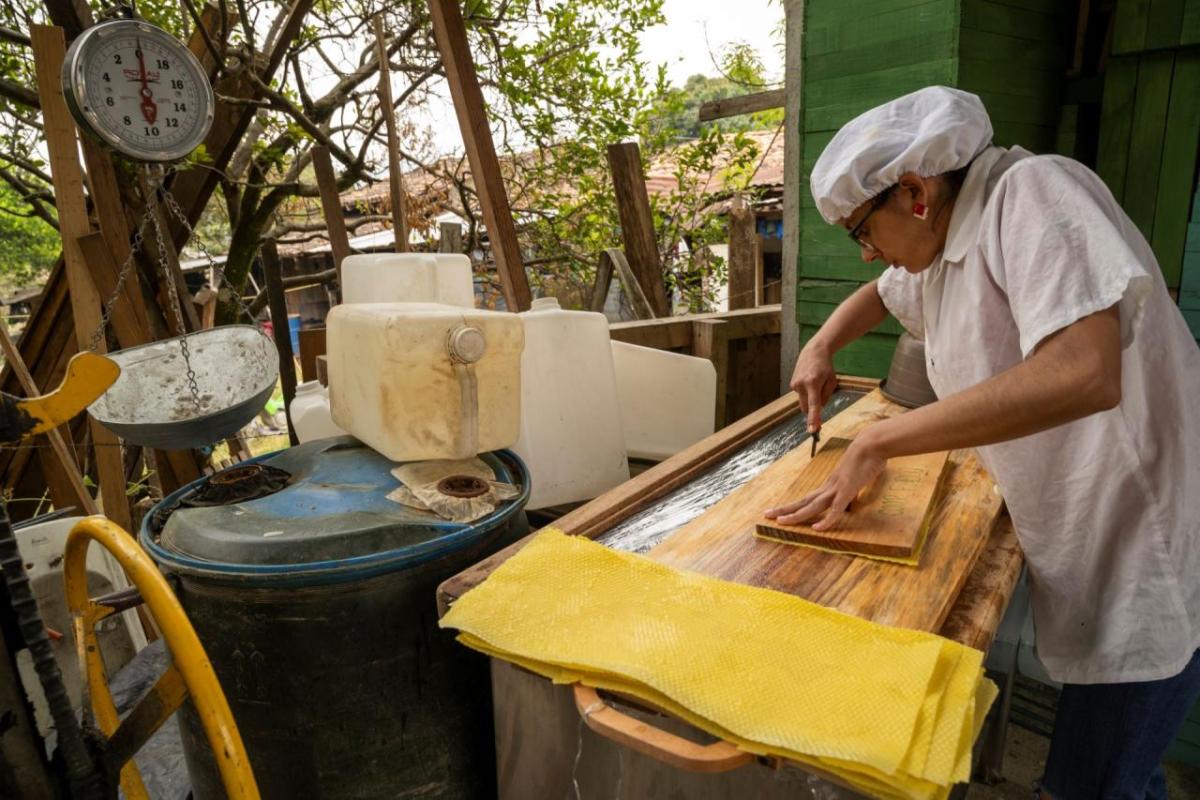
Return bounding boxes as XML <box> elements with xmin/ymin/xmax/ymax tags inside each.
<box><xmin>340</xmin><ymin>253</ymin><xmax>475</xmax><ymax>308</ymax></box>
<box><xmin>512</xmin><ymin>297</ymin><xmax>630</xmax><ymax>510</ymax></box>
<box><xmin>288</xmin><ymin>381</ymin><xmax>347</xmax><ymax>444</ymax></box>
<box><xmin>326</xmin><ymin>303</ymin><xmax>523</xmax><ymax>461</ymax></box>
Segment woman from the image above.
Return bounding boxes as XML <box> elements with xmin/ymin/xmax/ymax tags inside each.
<box><xmin>766</xmin><ymin>86</ymin><xmax>1200</xmax><ymax>798</ymax></box>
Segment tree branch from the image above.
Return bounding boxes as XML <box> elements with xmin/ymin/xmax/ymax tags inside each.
<box><xmin>0</xmin><ymin>77</ymin><xmax>39</xmax><ymax>109</ymax></box>
<box><xmin>0</xmin><ymin>167</ymin><xmax>58</xmax><ymax>230</ymax></box>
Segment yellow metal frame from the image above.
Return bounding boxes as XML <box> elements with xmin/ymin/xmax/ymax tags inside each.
<box><xmin>64</xmin><ymin>516</ymin><xmax>259</xmax><ymax>800</ymax></box>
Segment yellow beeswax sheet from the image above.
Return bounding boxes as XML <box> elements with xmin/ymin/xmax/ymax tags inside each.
<box><xmin>440</xmin><ymin>529</ymin><xmax>995</xmax><ymax>799</ymax></box>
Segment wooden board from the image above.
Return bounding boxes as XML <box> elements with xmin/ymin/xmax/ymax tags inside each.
<box><xmin>754</xmin><ymin>437</ymin><xmax>952</xmax><ymax>559</ymax></box>
<box><xmin>649</xmin><ymin>391</ymin><xmax>1004</xmax><ymax>633</ymax></box>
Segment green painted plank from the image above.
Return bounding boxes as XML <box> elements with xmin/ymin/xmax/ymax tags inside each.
<box><xmin>976</xmin><ymin>89</ymin><xmax>1064</xmax><ymax>127</ymax></box>
<box><xmin>800</xmin><ymin>326</ymin><xmax>899</xmax><ymax>379</ymax></box>
<box><xmin>1096</xmin><ymin>56</ymin><xmax>1140</xmax><ymax>203</ymax></box>
<box><xmin>959</xmin><ymin>29</ymin><xmax>1066</xmax><ymax>71</ymax></box>
<box><xmin>1188</xmin><ymin>223</ymin><xmax>1200</xmax><ymax>250</ymax></box>
<box><xmin>990</xmin><ymin>122</ymin><xmax>1059</xmax><ymax>152</ymax></box>
<box><xmin>797</xmin><ymin>279</ymin><xmax>864</xmax><ymax>304</ymax></box>
<box><xmin>799</xmin><ymin>300</ymin><xmax>907</xmax><ymax>336</ymax></box>
<box><xmin>1181</xmin><ymin>307</ymin><xmax>1200</xmax><ymax>338</ymax></box>
<box><xmin>1183</xmin><ymin>290</ymin><xmax>1200</xmax><ymax>310</ymax></box>
<box><xmin>804</xmin><ymin>60</ymin><xmax>960</xmax><ymax>133</ymax></box>
<box><xmin>805</xmin><ymin>0</ymin><xmax>958</xmax><ymax>57</ymax></box>
<box><xmin>1124</xmin><ymin>53</ymin><xmax>1176</xmax><ymax>243</ymax></box>
<box><xmin>1183</xmin><ymin>0</ymin><xmax>1200</xmax><ymax>44</ymax></box>
<box><xmin>805</xmin><ymin>30</ymin><xmax>958</xmax><ymax>83</ymax></box>
<box><xmin>1151</xmin><ymin>53</ymin><xmax>1200</xmax><ymax>290</ymax></box>
<box><xmin>1183</xmin><ymin>251</ymin><xmax>1200</xmax><ymax>295</ymax></box>
<box><xmin>1146</xmin><ymin>0</ymin><xmax>1185</xmax><ymax>50</ymax></box>
<box><xmin>1113</xmin><ymin>0</ymin><xmax>1151</xmax><ymax>54</ymax></box>
<box><xmin>982</xmin><ymin>0</ymin><xmax>1069</xmax><ymax>13</ymax></box>
<box><xmin>961</xmin><ymin>0</ymin><xmax>1064</xmax><ymax>42</ymax></box>
<box><xmin>799</xmin><ymin>255</ymin><xmax>885</xmax><ymax>282</ymax></box>
<box><xmin>958</xmin><ymin>59</ymin><xmax>1065</xmax><ymax>99</ymax></box>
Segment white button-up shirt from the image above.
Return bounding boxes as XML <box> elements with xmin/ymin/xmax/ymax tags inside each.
<box><xmin>876</xmin><ymin>145</ymin><xmax>1200</xmax><ymax>684</ymax></box>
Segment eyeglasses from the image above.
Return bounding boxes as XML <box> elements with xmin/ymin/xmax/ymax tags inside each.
<box><xmin>846</xmin><ymin>186</ymin><xmax>895</xmax><ymax>251</ymax></box>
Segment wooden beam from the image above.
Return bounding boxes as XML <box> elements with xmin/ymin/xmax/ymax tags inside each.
<box><xmin>311</xmin><ymin>145</ymin><xmax>351</xmax><ymax>294</ymax></box>
<box><xmin>692</xmin><ymin>319</ymin><xmax>729</xmax><ymax>429</ymax></box>
<box><xmin>601</xmin><ymin>247</ymin><xmax>655</xmax><ymax>320</ymax></box>
<box><xmin>261</xmin><ymin>241</ymin><xmax>299</xmax><ymax>447</ymax></box>
<box><xmin>373</xmin><ymin>15</ymin><xmax>408</xmax><ymax>253</ymax></box>
<box><xmin>727</xmin><ymin>193</ymin><xmax>757</xmax><ymax>310</ymax></box>
<box><xmin>427</xmin><ymin>0</ymin><xmax>532</xmax><ymax>311</ymax></box>
<box><xmin>31</xmin><ymin>24</ymin><xmax>131</xmax><ymax>531</ymax></box>
<box><xmin>589</xmin><ymin>249</ymin><xmax>615</xmax><ymax>312</ymax></box>
<box><xmin>606</xmin><ymin>142</ymin><xmax>670</xmax><ymax>317</ymax></box>
<box><xmin>779</xmin><ymin>0</ymin><xmax>804</xmax><ymax>395</ymax></box>
<box><xmin>697</xmin><ymin>89</ymin><xmax>786</xmax><ymax>123</ymax></box>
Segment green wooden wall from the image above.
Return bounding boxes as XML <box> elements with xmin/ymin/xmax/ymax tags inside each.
<box><xmin>796</xmin><ymin>0</ymin><xmax>1071</xmax><ymax>378</ymax></box>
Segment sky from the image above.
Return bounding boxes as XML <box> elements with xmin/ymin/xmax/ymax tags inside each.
<box><xmin>420</xmin><ymin>0</ymin><xmax>785</xmax><ymax>155</ymax></box>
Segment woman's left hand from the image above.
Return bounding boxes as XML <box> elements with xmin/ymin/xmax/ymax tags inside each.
<box><xmin>763</xmin><ymin>434</ymin><xmax>887</xmax><ymax>531</ymax></box>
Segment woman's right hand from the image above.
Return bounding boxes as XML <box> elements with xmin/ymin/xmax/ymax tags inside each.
<box><xmin>790</xmin><ymin>342</ymin><xmax>838</xmax><ymax>434</ymax></box>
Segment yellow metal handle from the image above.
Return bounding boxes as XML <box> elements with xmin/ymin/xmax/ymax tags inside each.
<box><xmin>64</xmin><ymin>516</ymin><xmax>260</xmax><ymax>800</ymax></box>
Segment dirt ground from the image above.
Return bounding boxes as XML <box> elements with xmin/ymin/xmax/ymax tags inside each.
<box><xmin>967</xmin><ymin>725</ymin><xmax>1200</xmax><ymax>799</ymax></box>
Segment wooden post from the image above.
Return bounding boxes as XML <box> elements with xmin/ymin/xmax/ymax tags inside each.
<box><xmin>373</xmin><ymin>15</ymin><xmax>408</xmax><ymax>253</ymax></box>
<box><xmin>697</xmin><ymin>89</ymin><xmax>786</xmax><ymax>123</ymax></box>
<box><xmin>439</xmin><ymin>221</ymin><xmax>464</xmax><ymax>254</ymax></box>
<box><xmin>727</xmin><ymin>193</ymin><xmax>757</xmax><ymax>310</ymax></box>
<box><xmin>692</xmin><ymin>319</ymin><xmax>729</xmax><ymax>429</ymax></box>
<box><xmin>31</xmin><ymin>25</ymin><xmax>131</xmax><ymax>530</ymax></box>
<box><xmin>261</xmin><ymin>240</ymin><xmax>300</xmax><ymax>447</ymax></box>
<box><xmin>779</xmin><ymin>0</ymin><xmax>804</xmax><ymax>394</ymax></box>
<box><xmin>0</xmin><ymin>323</ymin><xmax>97</xmax><ymax>515</ymax></box>
<box><xmin>427</xmin><ymin>0</ymin><xmax>532</xmax><ymax>311</ymax></box>
<box><xmin>606</xmin><ymin>142</ymin><xmax>670</xmax><ymax>317</ymax></box>
<box><xmin>311</xmin><ymin>145</ymin><xmax>352</xmax><ymax>297</ymax></box>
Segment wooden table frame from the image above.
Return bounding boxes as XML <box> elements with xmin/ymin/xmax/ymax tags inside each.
<box><xmin>436</xmin><ymin>377</ymin><xmax>1023</xmax><ymax>651</ymax></box>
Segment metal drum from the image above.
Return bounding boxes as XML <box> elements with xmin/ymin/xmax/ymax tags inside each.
<box><xmin>141</xmin><ymin>437</ymin><xmax>530</xmax><ymax>799</ymax></box>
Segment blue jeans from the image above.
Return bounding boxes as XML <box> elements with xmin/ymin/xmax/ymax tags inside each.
<box><xmin>1041</xmin><ymin>648</ymin><xmax>1200</xmax><ymax>799</ymax></box>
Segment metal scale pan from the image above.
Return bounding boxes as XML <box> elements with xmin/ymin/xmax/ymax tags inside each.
<box><xmin>89</xmin><ymin>326</ymin><xmax>279</xmax><ymax>450</ymax></box>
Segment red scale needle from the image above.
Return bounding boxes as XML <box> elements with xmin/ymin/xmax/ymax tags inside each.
<box><xmin>136</xmin><ymin>39</ymin><xmax>157</xmax><ymax>125</ymax></box>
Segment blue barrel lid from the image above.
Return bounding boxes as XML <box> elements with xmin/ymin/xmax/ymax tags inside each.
<box><xmin>140</xmin><ymin>437</ymin><xmax>529</xmax><ymax>586</ymax></box>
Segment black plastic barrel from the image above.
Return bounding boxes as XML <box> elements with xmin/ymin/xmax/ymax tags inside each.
<box><xmin>140</xmin><ymin>438</ymin><xmax>530</xmax><ymax>799</ymax></box>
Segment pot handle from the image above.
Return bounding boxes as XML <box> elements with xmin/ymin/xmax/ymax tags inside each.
<box><xmin>572</xmin><ymin>684</ymin><xmax>752</xmax><ymax>773</ymax></box>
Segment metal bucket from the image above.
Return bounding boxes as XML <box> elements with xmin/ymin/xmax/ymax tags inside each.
<box><xmin>89</xmin><ymin>326</ymin><xmax>279</xmax><ymax>450</ymax></box>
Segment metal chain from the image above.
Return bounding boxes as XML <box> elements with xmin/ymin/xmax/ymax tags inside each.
<box><xmin>87</xmin><ymin>208</ymin><xmax>151</xmax><ymax>352</ymax></box>
<box><xmin>145</xmin><ymin>171</ymin><xmax>203</xmax><ymax>411</ymax></box>
<box><xmin>158</xmin><ymin>168</ymin><xmax>259</xmax><ymax>325</ymax></box>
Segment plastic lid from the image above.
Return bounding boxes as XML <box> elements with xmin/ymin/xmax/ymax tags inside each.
<box><xmin>530</xmin><ymin>297</ymin><xmax>561</xmax><ymax>311</ymax></box>
<box><xmin>294</xmin><ymin>381</ymin><xmax>323</xmax><ymax>396</ymax></box>
<box><xmin>142</xmin><ymin>437</ymin><xmax>528</xmax><ymax>582</ymax></box>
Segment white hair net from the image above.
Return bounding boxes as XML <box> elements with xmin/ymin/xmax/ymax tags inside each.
<box><xmin>809</xmin><ymin>86</ymin><xmax>993</xmax><ymax>224</ymax></box>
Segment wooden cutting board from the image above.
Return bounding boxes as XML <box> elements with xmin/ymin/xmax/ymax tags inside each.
<box><xmin>650</xmin><ymin>390</ymin><xmax>1004</xmax><ymax>633</ymax></box>
<box><xmin>754</xmin><ymin>437</ymin><xmax>953</xmax><ymax>559</ymax></box>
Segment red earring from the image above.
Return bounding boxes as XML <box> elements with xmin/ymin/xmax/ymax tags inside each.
<box><xmin>913</xmin><ymin>202</ymin><xmax>929</xmax><ymax>220</ymax></box>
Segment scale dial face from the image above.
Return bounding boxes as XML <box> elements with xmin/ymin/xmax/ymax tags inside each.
<box><xmin>62</xmin><ymin>20</ymin><xmax>214</xmax><ymax>162</ymax></box>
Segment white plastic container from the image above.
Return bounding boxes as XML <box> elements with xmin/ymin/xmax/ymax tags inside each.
<box><xmin>289</xmin><ymin>381</ymin><xmax>346</xmax><ymax>443</ymax></box>
<box><xmin>327</xmin><ymin>302</ymin><xmax>523</xmax><ymax>461</ymax></box>
<box><xmin>611</xmin><ymin>341</ymin><xmax>717</xmax><ymax>460</ymax></box>
<box><xmin>512</xmin><ymin>297</ymin><xmax>629</xmax><ymax>509</ymax></box>
<box><xmin>15</xmin><ymin>516</ymin><xmax>147</xmax><ymax>738</ymax></box>
<box><xmin>341</xmin><ymin>253</ymin><xmax>474</xmax><ymax>308</ymax></box>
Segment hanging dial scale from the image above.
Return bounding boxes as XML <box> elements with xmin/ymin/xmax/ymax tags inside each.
<box><xmin>61</xmin><ymin>9</ymin><xmax>279</xmax><ymax>450</ymax></box>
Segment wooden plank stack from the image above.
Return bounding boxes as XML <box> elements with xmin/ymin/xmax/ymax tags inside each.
<box><xmin>796</xmin><ymin>0</ymin><xmax>1071</xmax><ymax>378</ymax></box>
<box><xmin>1096</xmin><ymin>0</ymin><xmax>1200</xmax><ymax>293</ymax></box>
